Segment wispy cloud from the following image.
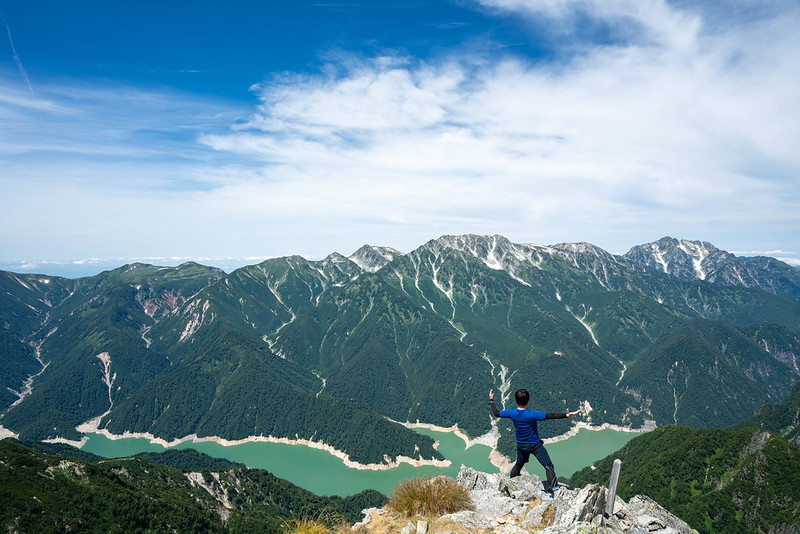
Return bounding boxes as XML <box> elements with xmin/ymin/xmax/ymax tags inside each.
<box><xmin>2</xmin><ymin>14</ymin><xmax>32</xmax><ymax>92</ymax></box>
<box><xmin>0</xmin><ymin>77</ymin><xmax>245</xmax><ymax>184</ymax></box>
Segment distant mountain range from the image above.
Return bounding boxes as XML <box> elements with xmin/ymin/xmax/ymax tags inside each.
<box><xmin>2</xmin><ymin>235</ymin><xmax>800</xmax><ymax>464</ymax></box>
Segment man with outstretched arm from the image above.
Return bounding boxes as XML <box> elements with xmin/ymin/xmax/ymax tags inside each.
<box><xmin>489</xmin><ymin>388</ymin><xmax>580</xmax><ymax>495</ymax></box>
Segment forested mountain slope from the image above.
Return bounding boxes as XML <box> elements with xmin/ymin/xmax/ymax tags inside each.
<box><xmin>734</xmin><ymin>378</ymin><xmax>800</xmax><ymax>448</ymax></box>
<box><xmin>569</xmin><ymin>425</ymin><xmax>800</xmax><ymax>534</ymax></box>
<box><xmin>0</xmin><ymin>440</ymin><xmax>385</xmax><ymax>533</ymax></box>
<box><xmin>2</xmin><ymin>235</ymin><xmax>800</xmax><ymax>465</ymax></box>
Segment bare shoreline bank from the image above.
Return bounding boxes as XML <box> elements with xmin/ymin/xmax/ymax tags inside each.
<box><xmin>390</xmin><ymin>418</ymin><xmax>653</xmax><ymax>471</ymax></box>
<box><xmin>390</xmin><ymin>419</ymin><xmax>501</xmax><ymax>450</ymax></box>
<box><xmin>51</xmin><ymin>425</ymin><xmax>451</xmax><ymax>471</ymax></box>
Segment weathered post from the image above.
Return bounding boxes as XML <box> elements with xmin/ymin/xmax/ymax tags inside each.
<box><xmin>605</xmin><ymin>459</ymin><xmax>622</xmax><ymax>518</ymax></box>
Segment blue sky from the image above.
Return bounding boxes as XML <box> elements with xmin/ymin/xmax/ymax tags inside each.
<box><xmin>1</xmin><ymin>0</ymin><xmax>799</xmax><ymax>277</ymax></box>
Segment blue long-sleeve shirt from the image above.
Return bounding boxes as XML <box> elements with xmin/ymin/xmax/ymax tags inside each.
<box><xmin>490</xmin><ymin>399</ymin><xmax>566</xmax><ymax>444</ymax></box>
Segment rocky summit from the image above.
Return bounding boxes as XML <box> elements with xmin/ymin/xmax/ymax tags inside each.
<box><xmin>354</xmin><ymin>466</ymin><xmax>697</xmax><ymax>534</ymax></box>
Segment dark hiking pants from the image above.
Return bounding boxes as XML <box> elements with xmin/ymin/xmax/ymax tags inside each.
<box><xmin>510</xmin><ymin>441</ymin><xmax>558</xmax><ymax>491</ymax></box>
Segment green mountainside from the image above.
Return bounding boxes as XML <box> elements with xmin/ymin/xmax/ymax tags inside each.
<box><xmin>0</xmin><ymin>439</ymin><xmax>385</xmax><ymax>533</ymax></box>
<box><xmin>568</xmin><ymin>425</ymin><xmax>800</xmax><ymax>534</ymax></box>
<box><xmin>733</xmin><ymin>379</ymin><xmax>800</xmax><ymax>448</ymax></box>
<box><xmin>2</xmin><ymin>235</ymin><xmax>800</xmax><ymax>465</ymax></box>
<box><xmin>620</xmin><ymin>319</ymin><xmax>799</xmax><ymax>428</ymax></box>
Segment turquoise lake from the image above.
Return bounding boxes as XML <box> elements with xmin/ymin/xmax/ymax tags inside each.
<box><xmin>82</xmin><ymin>427</ymin><xmax>642</xmax><ymax>496</ymax></box>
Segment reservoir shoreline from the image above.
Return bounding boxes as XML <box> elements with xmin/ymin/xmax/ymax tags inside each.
<box><xmin>68</xmin><ymin>427</ymin><xmax>452</xmax><ymax>471</ymax></box>
<box><xmin>53</xmin><ymin>417</ymin><xmax>653</xmax><ymax>472</ymax></box>
<box><xmin>50</xmin><ymin>423</ymin><xmax>647</xmax><ymax>496</ymax></box>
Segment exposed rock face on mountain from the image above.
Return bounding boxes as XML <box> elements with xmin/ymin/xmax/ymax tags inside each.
<box><xmin>349</xmin><ymin>245</ymin><xmax>401</xmax><ymax>273</ymax></box>
<box><xmin>354</xmin><ymin>466</ymin><xmax>697</xmax><ymax>533</ymax></box>
<box><xmin>625</xmin><ymin>236</ymin><xmax>800</xmax><ymax>300</ymax></box>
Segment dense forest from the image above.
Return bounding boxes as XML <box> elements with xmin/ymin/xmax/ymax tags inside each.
<box><xmin>733</xmin><ymin>371</ymin><xmax>800</xmax><ymax>447</ymax></box>
<box><xmin>569</xmin><ymin>425</ymin><xmax>800</xmax><ymax>533</ymax></box>
<box><xmin>0</xmin><ymin>440</ymin><xmax>386</xmax><ymax>533</ymax></box>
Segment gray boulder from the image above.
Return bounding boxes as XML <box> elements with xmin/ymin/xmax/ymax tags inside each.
<box><xmin>626</xmin><ymin>495</ymin><xmax>696</xmax><ymax>534</ymax></box>
<box><xmin>456</xmin><ymin>465</ymin><xmax>504</xmax><ymax>491</ymax></box>
<box><xmin>499</xmin><ymin>473</ymin><xmax>544</xmax><ymax>501</ymax></box>
<box><xmin>521</xmin><ymin>499</ymin><xmax>554</xmax><ymax>528</ymax></box>
<box><xmin>552</xmin><ymin>484</ymin><xmax>607</xmax><ymax>526</ymax></box>
<box><xmin>469</xmin><ymin>488</ymin><xmax>529</xmax><ymax>519</ymax></box>
<box><xmin>540</xmin><ymin>523</ymin><xmax>618</xmax><ymax>533</ymax></box>
<box><xmin>439</xmin><ymin>510</ymin><xmax>492</xmax><ymax>530</ymax></box>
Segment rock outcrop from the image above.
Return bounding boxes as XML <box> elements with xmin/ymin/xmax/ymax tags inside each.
<box><xmin>354</xmin><ymin>466</ymin><xmax>698</xmax><ymax>533</ymax></box>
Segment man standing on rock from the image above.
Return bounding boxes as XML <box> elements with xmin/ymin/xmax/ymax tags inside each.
<box><xmin>489</xmin><ymin>388</ymin><xmax>580</xmax><ymax>495</ymax></box>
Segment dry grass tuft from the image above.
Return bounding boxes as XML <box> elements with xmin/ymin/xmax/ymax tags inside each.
<box><xmin>282</xmin><ymin>518</ymin><xmax>335</xmax><ymax>534</ymax></box>
<box><xmin>386</xmin><ymin>475</ymin><xmax>474</xmax><ymax>518</ymax></box>
<box><xmin>282</xmin><ymin>509</ymin><xmax>346</xmax><ymax>534</ymax></box>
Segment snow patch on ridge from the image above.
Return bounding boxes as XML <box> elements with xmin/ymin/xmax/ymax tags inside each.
<box><xmin>677</xmin><ymin>240</ymin><xmax>711</xmax><ymax>280</ymax></box>
<box><xmin>348</xmin><ymin>245</ymin><xmax>399</xmax><ymax>273</ymax></box>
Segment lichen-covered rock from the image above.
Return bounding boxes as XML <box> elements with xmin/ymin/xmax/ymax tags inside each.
<box><xmin>456</xmin><ymin>465</ymin><xmax>503</xmax><ymax>491</ymax></box>
<box><xmin>522</xmin><ymin>499</ymin><xmax>553</xmax><ymax>528</ymax></box>
<box><xmin>500</xmin><ymin>473</ymin><xmax>543</xmax><ymax>501</ymax></box>
<box><xmin>470</xmin><ymin>488</ymin><xmax>529</xmax><ymax>519</ymax></box>
<box><xmin>553</xmin><ymin>484</ymin><xmax>607</xmax><ymax>526</ymax></box>
<box><xmin>495</xmin><ymin>523</ymin><xmax>530</xmax><ymax>533</ymax></box>
<box><xmin>540</xmin><ymin>523</ymin><xmax>618</xmax><ymax>533</ymax></box>
<box><xmin>354</xmin><ymin>507</ymin><xmax>385</xmax><ymax>528</ymax></box>
<box><xmin>626</xmin><ymin>495</ymin><xmax>696</xmax><ymax>534</ymax></box>
<box><xmin>439</xmin><ymin>510</ymin><xmax>493</xmax><ymax>530</ymax></box>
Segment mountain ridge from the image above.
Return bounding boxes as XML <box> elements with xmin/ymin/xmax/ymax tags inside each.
<box><xmin>2</xmin><ymin>235</ymin><xmax>800</xmax><ymax>466</ymax></box>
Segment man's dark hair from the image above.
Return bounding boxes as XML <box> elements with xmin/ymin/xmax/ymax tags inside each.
<box><xmin>515</xmin><ymin>389</ymin><xmax>530</xmax><ymax>407</ymax></box>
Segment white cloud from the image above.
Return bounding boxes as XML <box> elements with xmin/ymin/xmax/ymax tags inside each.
<box><xmin>475</xmin><ymin>0</ymin><xmax>703</xmax><ymax>50</ymax></box>
<box><xmin>1</xmin><ymin>1</ymin><xmax>799</xmax><ymax>263</ymax></box>
<box><xmin>197</xmin><ymin>0</ymin><xmax>800</xmax><ymax>254</ymax></box>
